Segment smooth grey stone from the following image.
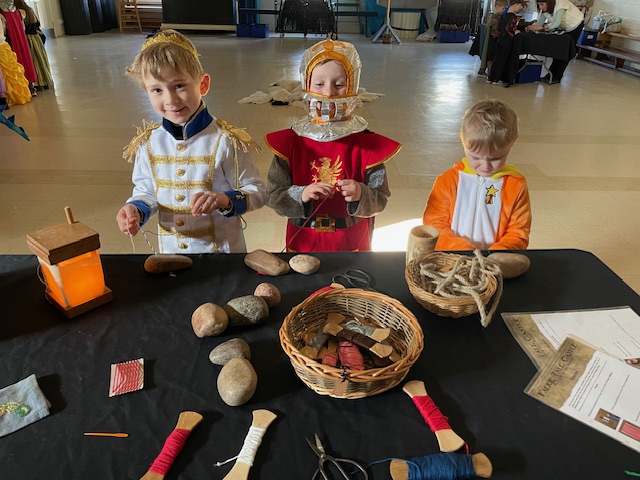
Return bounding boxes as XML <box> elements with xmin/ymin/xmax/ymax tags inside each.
<box><xmin>224</xmin><ymin>295</ymin><xmax>269</xmax><ymax>326</ymax></box>
<box><xmin>209</xmin><ymin>338</ymin><xmax>251</xmax><ymax>366</ymax></box>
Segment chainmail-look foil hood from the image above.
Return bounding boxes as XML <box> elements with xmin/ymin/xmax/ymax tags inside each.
<box><xmin>292</xmin><ymin>38</ymin><xmax>368</xmax><ymax>142</ymax></box>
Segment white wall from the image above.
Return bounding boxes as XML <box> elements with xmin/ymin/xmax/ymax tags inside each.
<box><xmin>591</xmin><ymin>0</ymin><xmax>640</xmax><ymax>54</ymax></box>
<box><xmin>591</xmin><ymin>0</ymin><xmax>640</xmax><ymax>33</ymax></box>
<box><xmin>34</xmin><ymin>0</ymin><xmax>65</xmax><ymax>37</ymax></box>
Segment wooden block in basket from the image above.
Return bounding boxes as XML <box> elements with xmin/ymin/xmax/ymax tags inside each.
<box><xmin>279</xmin><ymin>287</ymin><xmax>424</xmax><ymax>399</ymax></box>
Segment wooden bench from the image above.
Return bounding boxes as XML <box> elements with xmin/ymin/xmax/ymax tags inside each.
<box><xmin>577</xmin><ymin>31</ymin><xmax>640</xmax><ymax>78</ymax></box>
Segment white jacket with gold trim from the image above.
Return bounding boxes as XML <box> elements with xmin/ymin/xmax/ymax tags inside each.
<box><xmin>126</xmin><ymin>119</ymin><xmax>268</xmax><ymax>254</ymax></box>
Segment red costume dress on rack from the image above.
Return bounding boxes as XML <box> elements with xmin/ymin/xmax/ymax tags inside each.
<box><xmin>1</xmin><ymin>8</ymin><xmax>36</xmax><ymax>83</ymax></box>
<box><xmin>266</xmin><ymin>129</ymin><xmax>400</xmax><ymax>252</ymax></box>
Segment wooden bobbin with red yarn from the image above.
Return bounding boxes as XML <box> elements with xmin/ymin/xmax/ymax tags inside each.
<box><xmin>402</xmin><ymin>381</ymin><xmax>466</xmax><ymax>453</ymax></box>
<box><xmin>140</xmin><ymin>411</ymin><xmax>203</xmax><ymax>479</ymax></box>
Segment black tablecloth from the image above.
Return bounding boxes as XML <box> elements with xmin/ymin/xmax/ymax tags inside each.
<box><xmin>1</xmin><ymin>250</ymin><xmax>639</xmax><ymax>479</ymax></box>
<box><xmin>470</xmin><ymin>31</ymin><xmax>577</xmax><ymax>61</ymax></box>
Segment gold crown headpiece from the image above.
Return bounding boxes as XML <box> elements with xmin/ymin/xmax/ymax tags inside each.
<box><xmin>140</xmin><ymin>33</ymin><xmax>200</xmax><ymax>58</ymax></box>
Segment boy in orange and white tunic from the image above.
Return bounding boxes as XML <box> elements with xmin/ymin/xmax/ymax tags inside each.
<box><xmin>423</xmin><ymin>100</ymin><xmax>531</xmax><ymax>251</ymax></box>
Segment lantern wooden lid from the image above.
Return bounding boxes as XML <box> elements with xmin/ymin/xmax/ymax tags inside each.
<box><xmin>27</xmin><ymin>207</ymin><xmax>101</xmax><ymax>265</ymax></box>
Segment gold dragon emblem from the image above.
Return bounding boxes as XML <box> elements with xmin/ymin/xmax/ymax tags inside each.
<box><xmin>310</xmin><ymin>155</ymin><xmax>343</xmax><ymax>185</ymax></box>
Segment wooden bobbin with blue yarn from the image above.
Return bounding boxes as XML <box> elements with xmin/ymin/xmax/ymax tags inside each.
<box><xmin>390</xmin><ymin>452</ymin><xmax>493</xmax><ymax>480</ymax></box>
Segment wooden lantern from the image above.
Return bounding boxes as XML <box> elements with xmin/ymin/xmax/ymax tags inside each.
<box><xmin>26</xmin><ymin>206</ymin><xmax>113</xmax><ymax>318</ymax></box>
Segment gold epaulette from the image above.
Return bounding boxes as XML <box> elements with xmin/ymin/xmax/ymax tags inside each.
<box><xmin>122</xmin><ymin>120</ymin><xmax>161</xmax><ymax>163</ymax></box>
<box><xmin>217</xmin><ymin>119</ymin><xmax>261</xmax><ymax>155</ymax></box>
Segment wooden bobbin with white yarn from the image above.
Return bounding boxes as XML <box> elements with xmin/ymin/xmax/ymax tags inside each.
<box><xmin>219</xmin><ymin>410</ymin><xmax>277</xmax><ymax>480</ymax></box>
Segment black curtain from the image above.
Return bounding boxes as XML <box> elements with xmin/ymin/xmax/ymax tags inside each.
<box><xmin>436</xmin><ymin>0</ymin><xmax>483</xmax><ymax>33</ymax></box>
<box><xmin>101</xmin><ymin>0</ymin><xmax>119</xmax><ymax>29</ymax></box>
<box><xmin>58</xmin><ymin>0</ymin><xmax>92</xmax><ymax>35</ymax></box>
<box><xmin>239</xmin><ymin>0</ymin><xmax>258</xmax><ymax>24</ymax></box>
<box><xmin>88</xmin><ymin>0</ymin><xmax>104</xmax><ymax>32</ymax></box>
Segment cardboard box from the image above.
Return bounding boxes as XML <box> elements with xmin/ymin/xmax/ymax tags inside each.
<box><xmin>236</xmin><ymin>24</ymin><xmax>251</xmax><ymax>37</ymax></box>
<box><xmin>251</xmin><ymin>24</ymin><xmax>269</xmax><ymax>38</ymax></box>
<box><xmin>577</xmin><ymin>28</ymin><xmax>598</xmax><ymax>47</ymax></box>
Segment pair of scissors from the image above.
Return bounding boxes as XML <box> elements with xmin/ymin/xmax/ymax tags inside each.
<box><xmin>306</xmin><ymin>434</ymin><xmax>369</xmax><ymax>479</ymax></box>
<box><xmin>331</xmin><ymin>269</ymin><xmax>378</xmax><ymax>292</ymax></box>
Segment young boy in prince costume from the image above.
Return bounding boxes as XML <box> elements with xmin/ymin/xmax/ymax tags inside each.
<box><xmin>265</xmin><ymin>38</ymin><xmax>401</xmax><ymax>252</ymax></box>
<box><xmin>116</xmin><ymin>30</ymin><xmax>267</xmax><ymax>253</ymax></box>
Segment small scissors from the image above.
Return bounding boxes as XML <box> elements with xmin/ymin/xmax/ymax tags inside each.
<box><xmin>307</xmin><ymin>434</ymin><xmax>369</xmax><ymax>480</ymax></box>
<box><xmin>331</xmin><ymin>269</ymin><xmax>378</xmax><ymax>292</ymax></box>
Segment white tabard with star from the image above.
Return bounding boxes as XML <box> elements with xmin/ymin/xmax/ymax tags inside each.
<box><xmin>450</xmin><ymin>172</ymin><xmax>504</xmax><ymax>250</ymax></box>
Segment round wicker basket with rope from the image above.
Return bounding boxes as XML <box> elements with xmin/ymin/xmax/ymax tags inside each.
<box><xmin>405</xmin><ymin>250</ymin><xmax>503</xmax><ymax>326</ymax></box>
<box><xmin>279</xmin><ymin>287</ymin><xmax>424</xmax><ymax>399</ymax></box>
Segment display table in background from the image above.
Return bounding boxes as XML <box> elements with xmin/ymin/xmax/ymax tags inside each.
<box><xmin>470</xmin><ymin>31</ymin><xmax>577</xmax><ymax>61</ymax></box>
<box><xmin>1</xmin><ymin>250</ymin><xmax>638</xmax><ymax>478</ymax></box>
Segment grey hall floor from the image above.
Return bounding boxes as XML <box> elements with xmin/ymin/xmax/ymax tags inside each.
<box><xmin>2</xmin><ymin>30</ymin><xmax>640</xmax><ymax>293</ymax></box>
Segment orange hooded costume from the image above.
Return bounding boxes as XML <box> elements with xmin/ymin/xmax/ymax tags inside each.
<box><xmin>423</xmin><ymin>159</ymin><xmax>531</xmax><ymax>250</ymax></box>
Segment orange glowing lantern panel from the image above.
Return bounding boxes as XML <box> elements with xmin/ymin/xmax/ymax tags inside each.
<box><xmin>27</xmin><ymin>207</ymin><xmax>112</xmax><ymax>318</ymax></box>
<box><xmin>38</xmin><ymin>251</ymin><xmax>106</xmax><ymax>308</ymax></box>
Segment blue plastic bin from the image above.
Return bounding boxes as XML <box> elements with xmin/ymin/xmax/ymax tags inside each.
<box><xmin>251</xmin><ymin>24</ymin><xmax>269</xmax><ymax>38</ymax></box>
<box><xmin>438</xmin><ymin>30</ymin><xmax>456</xmax><ymax>43</ymax></box>
<box><xmin>454</xmin><ymin>30</ymin><xmax>470</xmax><ymax>43</ymax></box>
<box><xmin>236</xmin><ymin>24</ymin><xmax>252</xmax><ymax>37</ymax></box>
<box><xmin>577</xmin><ymin>28</ymin><xmax>598</xmax><ymax>46</ymax></box>
<box><xmin>438</xmin><ymin>29</ymin><xmax>470</xmax><ymax>43</ymax></box>
<box><xmin>516</xmin><ymin>62</ymin><xmax>542</xmax><ymax>83</ymax></box>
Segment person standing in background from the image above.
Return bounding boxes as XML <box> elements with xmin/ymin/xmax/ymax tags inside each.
<box><xmin>0</xmin><ymin>0</ymin><xmax>36</xmax><ymax>95</ymax></box>
<box><xmin>483</xmin><ymin>0</ymin><xmax>509</xmax><ymax>77</ymax></box>
<box><xmin>14</xmin><ymin>0</ymin><xmax>52</xmax><ymax>90</ymax></box>
<box><xmin>487</xmin><ymin>0</ymin><xmax>527</xmax><ymax>87</ymax></box>
<box><xmin>526</xmin><ymin>0</ymin><xmax>584</xmax><ymax>84</ymax></box>
<box><xmin>0</xmin><ymin>12</ymin><xmax>30</xmax><ymax>105</ymax></box>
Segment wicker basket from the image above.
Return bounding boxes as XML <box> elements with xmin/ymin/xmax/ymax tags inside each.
<box><xmin>405</xmin><ymin>252</ymin><xmax>499</xmax><ymax>319</ymax></box>
<box><xmin>279</xmin><ymin>288</ymin><xmax>424</xmax><ymax>399</ymax></box>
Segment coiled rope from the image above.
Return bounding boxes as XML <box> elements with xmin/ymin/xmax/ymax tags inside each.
<box><xmin>418</xmin><ymin>250</ymin><xmax>503</xmax><ymax>327</ymax></box>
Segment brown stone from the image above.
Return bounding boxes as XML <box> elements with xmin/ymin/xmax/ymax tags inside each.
<box><xmin>253</xmin><ymin>283</ymin><xmax>281</xmax><ymax>308</ymax></box>
<box><xmin>487</xmin><ymin>252</ymin><xmax>531</xmax><ymax>279</ymax></box>
<box><xmin>144</xmin><ymin>254</ymin><xmax>193</xmax><ymax>273</ymax></box>
<box><xmin>244</xmin><ymin>249</ymin><xmax>290</xmax><ymax>276</ymax></box>
<box><xmin>191</xmin><ymin>302</ymin><xmax>228</xmax><ymax>338</ymax></box>
<box><xmin>217</xmin><ymin>358</ymin><xmax>257</xmax><ymax>406</ymax></box>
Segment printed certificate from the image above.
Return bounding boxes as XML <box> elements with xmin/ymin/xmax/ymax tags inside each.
<box><xmin>526</xmin><ymin>336</ymin><xmax>640</xmax><ymax>453</ymax></box>
<box><xmin>502</xmin><ymin>306</ymin><xmax>640</xmax><ymax>369</ymax></box>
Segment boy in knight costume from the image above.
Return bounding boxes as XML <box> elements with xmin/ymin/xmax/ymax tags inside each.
<box><xmin>116</xmin><ymin>30</ymin><xmax>267</xmax><ymax>253</ymax></box>
<box><xmin>423</xmin><ymin>99</ymin><xmax>531</xmax><ymax>251</ymax></box>
<box><xmin>265</xmin><ymin>38</ymin><xmax>401</xmax><ymax>252</ymax></box>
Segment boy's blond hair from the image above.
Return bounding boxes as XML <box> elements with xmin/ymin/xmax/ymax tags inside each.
<box><xmin>126</xmin><ymin>29</ymin><xmax>204</xmax><ymax>88</ymax></box>
<box><xmin>460</xmin><ymin>100</ymin><xmax>519</xmax><ymax>152</ymax></box>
